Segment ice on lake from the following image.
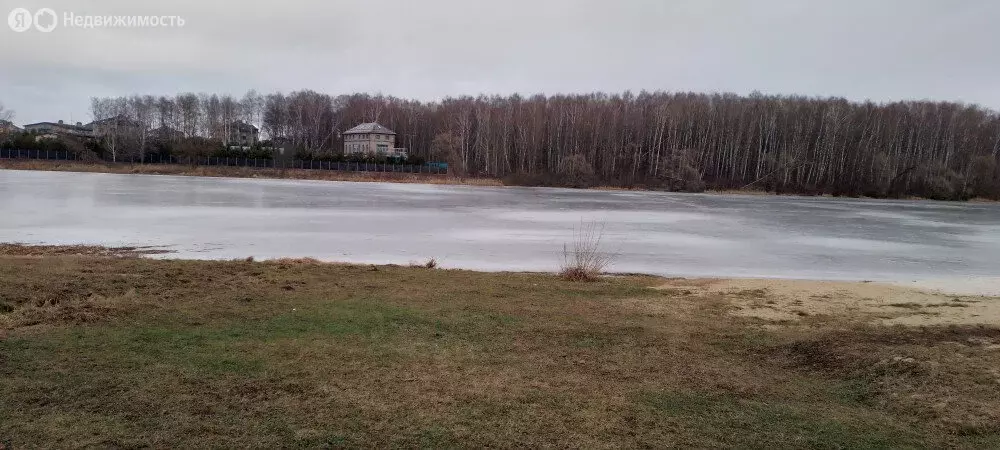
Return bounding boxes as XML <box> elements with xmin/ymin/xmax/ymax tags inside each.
<box><xmin>1</xmin><ymin>169</ymin><xmax>999</xmax><ymax>284</ymax></box>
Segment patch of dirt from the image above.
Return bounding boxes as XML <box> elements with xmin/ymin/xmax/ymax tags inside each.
<box><xmin>656</xmin><ymin>278</ymin><xmax>1000</xmax><ymax>326</ymax></box>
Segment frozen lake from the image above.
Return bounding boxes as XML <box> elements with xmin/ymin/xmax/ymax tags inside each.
<box><xmin>1</xmin><ymin>169</ymin><xmax>999</xmax><ymax>283</ymax></box>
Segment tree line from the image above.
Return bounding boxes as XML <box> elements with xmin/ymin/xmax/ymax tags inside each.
<box><xmin>16</xmin><ymin>91</ymin><xmax>1000</xmax><ymax>199</ymax></box>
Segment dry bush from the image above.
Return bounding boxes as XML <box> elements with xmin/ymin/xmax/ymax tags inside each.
<box><xmin>560</xmin><ymin>221</ymin><xmax>615</xmax><ymax>281</ymax></box>
<box><xmin>408</xmin><ymin>258</ymin><xmax>438</xmax><ymax>269</ymax></box>
<box><xmin>659</xmin><ymin>149</ymin><xmax>706</xmax><ymax>192</ymax></box>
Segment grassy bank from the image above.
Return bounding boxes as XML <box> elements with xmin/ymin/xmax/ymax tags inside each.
<box><xmin>0</xmin><ymin>159</ymin><xmax>503</xmax><ymax>186</ymax></box>
<box><xmin>1</xmin><ymin>246</ymin><xmax>999</xmax><ymax>447</ymax></box>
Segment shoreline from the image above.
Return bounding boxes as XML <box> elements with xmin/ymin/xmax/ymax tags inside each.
<box><xmin>3</xmin><ymin>159</ymin><xmax>995</xmax><ymax>201</ymax></box>
<box><xmin>0</xmin><ymin>159</ymin><xmax>504</xmax><ymax>187</ymax></box>
<box><xmin>4</xmin><ymin>243</ymin><xmax>998</xmax><ymax>298</ymax></box>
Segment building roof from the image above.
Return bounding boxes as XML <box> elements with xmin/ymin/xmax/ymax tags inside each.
<box><xmin>24</xmin><ymin>121</ymin><xmax>93</xmax><ymax>131</ymax></box>
<box><xmin>343</xmin><ymin>122</ymin><xmax>395</xmax><ymax>135</ymax></box>
<box><xmin>231</xmin><ymin>121</ymin><xmax>258</xmax><ymax>133</ymax></box>
<box><xmin>152</xmin><ymin>125</ymin><xmax>184</xmax><ymax>135</ymax></box>
<box><xmin>88</xmin><ymin>115</ymin><xmax>140</xmax><ymax>128</ymax></box>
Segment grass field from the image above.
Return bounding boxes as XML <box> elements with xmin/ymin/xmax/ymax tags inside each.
<box><xmin>1</xmin><ymin>247</ymin><xmax>999</xmax><ymax>447</ymax></box>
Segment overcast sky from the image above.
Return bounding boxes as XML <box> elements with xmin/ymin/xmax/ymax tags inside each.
<box><xmin>2</xmin><ymin>0</ymin><xmax>999</xmax><ymax>124</ymax></box>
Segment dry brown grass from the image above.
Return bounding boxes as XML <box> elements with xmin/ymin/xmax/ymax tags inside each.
<box><xmin>560</xmin><ymin>221</ymin><xmax>615</xmax><ymax>281</ymax></box>
<box><xmin>1</xmin><ymin>247</ymin><xmax>999</xmax><ymax>447</ymax></box>
<box><xmin>0</xmin><ymin>159</ymin><xmax>502</xmax><ymax>187</ymax></box>
<box><xmin>0</xmin><ymin>243</ymin><xmax>170</xmax><ymax>257</ymax></box>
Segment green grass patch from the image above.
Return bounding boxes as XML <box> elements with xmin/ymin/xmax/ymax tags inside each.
<box><xmin>640</xmin><ymin>391</ymin><xmax>922</xmax><ymax>448</ymax></box>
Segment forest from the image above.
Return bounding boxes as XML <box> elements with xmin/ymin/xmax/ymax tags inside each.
<box><xmin>23</xmin><ymin>91</ymin><xmax>1000</xmax><ymax>198</ymax></box>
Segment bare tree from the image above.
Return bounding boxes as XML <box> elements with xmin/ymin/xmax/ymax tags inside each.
<box><xmin>90</xmin><ymin>96</ymin><xmax>129</xmax><ymax>162</ymax></box>
<box><xmin>263</xmin><ymin>93</ymin><xmax>288</xmax><ymax>143</ymax></box>
<box><xmin>201</xmin><ymin>94</ymin><xmax>222</xmax><ymax>142</ymax></box>
<box><xmin>240</xmin><ymin>90</ymin><xmax>265</xmax><ymax>138</ymax></box>
<box><xmin>431</xmin><ymin>132</ymin><xmax>464</xmax><ymax>178</ymax></box>
<box><xmin>0</xmin><ymin>102</ymin><xmax>13</xmax><ymax>122</ymax></box>
<box><xmin>128</xmin><ymin>95</ymin><xmax>155</xmax><ymax>162</ymax></box>
<box><xmin>176</xmin><ymin>93</ymin><xmax>200</xmax><ymax>138</ymax></box>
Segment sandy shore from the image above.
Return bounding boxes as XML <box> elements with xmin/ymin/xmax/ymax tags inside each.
<box><xmin>659</xmin><ymin>277</ymin><xmax>1000</xmax><ymax>327</ymax></box>
<box><xmin>892</xmin><ymin>276</ymin><xmax>1000</xmax><ymax>297</ymax></box>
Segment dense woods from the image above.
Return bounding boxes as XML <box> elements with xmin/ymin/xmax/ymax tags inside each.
<box><xmin>18</xmin><ymin>91</ymin><xmax>1000</xmax><ymax>199</ymax></box>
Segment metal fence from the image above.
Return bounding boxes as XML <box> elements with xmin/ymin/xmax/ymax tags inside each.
<box><xmin>0</xmin><ymin>148</ymin><xmax>447</xmax><ymax>174</ymax></box>
<box><xmin>0</xmin><ymin>148</ymin><xmax>79</xmax><ymax>161</ymax></box>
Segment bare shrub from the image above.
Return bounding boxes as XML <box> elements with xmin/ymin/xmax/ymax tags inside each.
<box><xmin>431</xmin><ymin>132</ymin><xmax>465</xmax><ymax>179</ymax></box>
<box><xmin>556</xmin><ymin>153</ymin><xmax>597</xmax><ymax>187</ymax></box>
<box><xmin>408</xmin><ymin>258</ymin><xmax>438</xmax><ymax>269</ymax></box>
<box><xmin>659</xmin><ymin>149</ymin><xmax>705</xmax><ymax>192</ymax></box>
<box><xmin>560</xmin><ymin>221</ymin><xmax>615</xmax><ymax>281</ymax></box>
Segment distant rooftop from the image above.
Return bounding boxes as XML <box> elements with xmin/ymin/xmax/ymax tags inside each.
<box><xmin>343</xmin><ymin>122</ymin><xmax>395</xmax><ymax>135</ymax></box>
<box><xmin>231</xmin><ymin>121</ymin><xmax>258</xmax><ymax>133</ymax></box>
<box><xmin>23</xmin><ymin>121</ymin><xmax>93</xmax><ymax>131</ymax></box>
